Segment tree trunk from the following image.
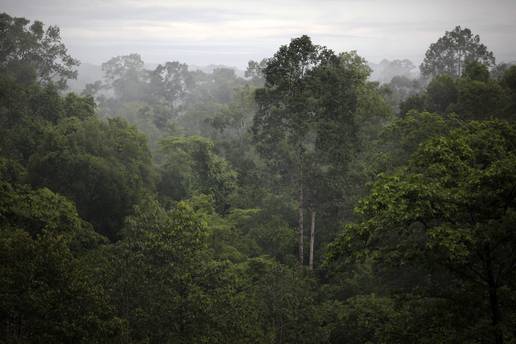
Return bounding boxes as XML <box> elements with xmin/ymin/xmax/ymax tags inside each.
<box><xmin>486</xmin><ymin>257</ymin><xmax>504</xmax><ymax>344</ymax></box>
<box><xmin>298</xmin><ymin>182</ymin><xmax>304</xmax><ymax>265</ymax></box>
<box><xmin>309</xmin><ymin>209</ymin><xmax>316</xmax><ymax>270</ymax></box>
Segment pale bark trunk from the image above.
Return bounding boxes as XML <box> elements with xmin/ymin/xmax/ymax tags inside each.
<box><xmin>309</xmin><ymin>209</ymin><xmax>316</xmax><ymax>270</ymax></box>
<box><xmin>298</xmin><ymin>182</ymin><xmax>304</xmax><ymax>265</ymax></box>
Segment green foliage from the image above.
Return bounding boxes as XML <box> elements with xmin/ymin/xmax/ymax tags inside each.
<box><xmin>3</xmin><ymin>14</ymin><xmax>516</xmax><ymax>343</ymax></box>
<box><xmin>0</xmin><ymin>76</ymin><xmax>97</xmax><ymax>167</ymax></box>
<box><xmin>245</xmin><ymin>59</ymin><xmax>267</xmax><ymax>86</ymax></box>
<box><xmin>158</xmin><ymin>135</ymin><xmax>237</xmax><ymax>212</ymax></box>
<box><xmin>245</xmin><ymin>257</ymin><xmax>329</xmax><ymax>343</ymax></box>
<box><xmin>0</xmin><ymin>12</ymin><xmax>79</xmax><ymax>89</ymax></box>
<box><xmin>453</xmin><ymin>78</ymin><xmax>508</xmax><ymax>120</ymax></box>
<box><xmin>502</xmin><ymin>65</ymin><xmax>516</xmax><ymax>118</ymax></box>
<box><xmin>252</xmin><ymin>35</ymin><xmax>336</xmax><ymax>162</ymax></box>
<box><xmin>383</xmin><ymin>75</ymin><xmax>424</xmax><ymax>114</ymax></box>
<box><xmin>320</xmin><ymin>295</ymin><xmax>405</xmax><ymax>343</ymax></box>
<box><xmin>246</xmin><ymin>217</ymin><xmax>297</xmax><ymax>263</ymax></box>
<box><xmin>27</xmin><ymin>116</ymin><xmax>155</xmax><ymax>240</ymax></box>
<box><xmin>502</xmin><ymin>65</ymin><xmax>516</xmax><ymax>91</ymax></box>
<box><xmin>328</xmin><ymin>120</ymin><xmax>516</xmax><ymax>343</ymax></box>
<box><xmin>101</xmin><ymin>54</ymin><xmax>147</xmax><ymax>101</ymax></box>
<box><xmin>425</xmin><ymin>74</ymin><xmax>458</xmax><ymax>113</ymax></box>
<box><xmin>378</xmin><ymin>111</ymin><xmax>455</xmax><ymax>170</ymax></box>
<box><xmin>0</xmin><ymin>229</ymin><xmax>122</xmax><ymax>342</ymax></box>
<box><xmin>252</xmin><ymin>38</ymin><xmax>386</xmax><ymax>267</ymax></box>
<box><xmin>92</xmin><ymin>199</ymin><xmax>261</xmax><ymax>343</ymax></box>
<box><xmin>399</xmin><ymin>94</ymin><xmax>426</xmax><ymax>116</ymax></box>
<box><xmin>463</xmin><ymin>61</ymin><xmax>490</xmax><ymax>82</ymax></box>
<box><xmin>400</xmin><ymin>65</ymin><xmax>513</xmax><ymax>121</ymax></box>
<box><xmin>420</xmin><ymin>26</ymin><xmax>495</xmax><ymax>78</ymax></box>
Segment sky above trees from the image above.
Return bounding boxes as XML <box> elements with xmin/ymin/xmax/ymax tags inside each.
<box><xmin>2</xmin><ymin>0</ymin><xmax>516</xmax><ymax>68</ymax></box>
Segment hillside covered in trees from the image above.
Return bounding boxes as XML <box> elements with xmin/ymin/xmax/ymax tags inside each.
<box><xmin>1</xmin><ymin>12</ymin><xmax>516</xmax><ymax>344</ymax></box>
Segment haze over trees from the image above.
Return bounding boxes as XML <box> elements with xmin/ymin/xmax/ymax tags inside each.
<box><xmin>1</xmin><ymin>11</ymin><xmax>515</xmax><ymax>344</ymax></box>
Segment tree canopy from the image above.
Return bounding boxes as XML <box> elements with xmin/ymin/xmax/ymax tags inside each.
<box><xmin>420</xmin><ymin>26</ymin><xmax>495</xmax><ymax>78</ymax></box>
<box><xmin>0</xmin><ymin>12</ymin><xmax>79</xmax><ymax>88</ymax></box>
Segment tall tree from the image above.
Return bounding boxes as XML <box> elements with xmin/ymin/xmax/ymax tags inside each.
<box><xmin>305</xmin><ymin>51</ymin><xmax>372</xmax><ymax>269</ymax></box>
<box><xmin>149</xmin><ymin>62</ymin><xmax>192</xmax><ymax>108</ymax></box>
<box><xmin>252</xmin><ymin>35</ymin><xmax>334</xmax><ymax>265</ymax></box>
<box><xmin>420</xmin><ymin>26</ymin><xmax>495</xmax><ymax>78</ymax></box>
<box><xmin>253</xmin><ymin>38</ymin><xmax>375</xmax><ymax>267</ymax></box>
<box><xmin>100</xmin><ymin>53</ymin><xmax>148</xmax><ymax>101</ymax></box>
<box><xmin>0</xmin><ymin>12</ymin><xmax>79</xmax><ymax>88</ymax></box>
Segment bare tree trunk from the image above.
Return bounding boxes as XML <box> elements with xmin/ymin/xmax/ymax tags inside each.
<box><xmin>298</xmin><ymin>182</ymin><xmax>304</xmax><ymax>265</ymax></box>
<box><xmin>309</xmin><ymin>209</ymin><xmax>316</xmax><ymax>270</ymax></box>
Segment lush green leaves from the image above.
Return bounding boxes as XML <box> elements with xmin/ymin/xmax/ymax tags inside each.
<box><xmin>0</xmin><ymin>12</ymin><xmax>79</xmax><ymax>89</ymax></box>
<box><xmin>328</xmin><ymin>120</ymin><xmax>516</xmax><ymax>343</ymax></box>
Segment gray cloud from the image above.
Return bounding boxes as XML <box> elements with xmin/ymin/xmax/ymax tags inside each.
<box><xmin>2</xmin><ymin>0</ymin><xmax>516</xmax><ymax>67</ymax></box>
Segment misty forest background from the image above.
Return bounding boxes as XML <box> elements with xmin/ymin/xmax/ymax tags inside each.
<box><xmin>1</xmin><ymin>11</ymin><xmax>516</xmax><ymax>344</ymax></box>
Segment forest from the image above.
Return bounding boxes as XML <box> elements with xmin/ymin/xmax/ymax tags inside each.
<box><xmin>1</xmin><ymin>11</ymin><xmax>516</xmax><ymax>344</ymax></box>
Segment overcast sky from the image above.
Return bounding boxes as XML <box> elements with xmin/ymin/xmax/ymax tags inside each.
<box><xmin>2</xmin><ymin>0</ymin><xmax>516</xmax><ymax>68</ymax></box>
